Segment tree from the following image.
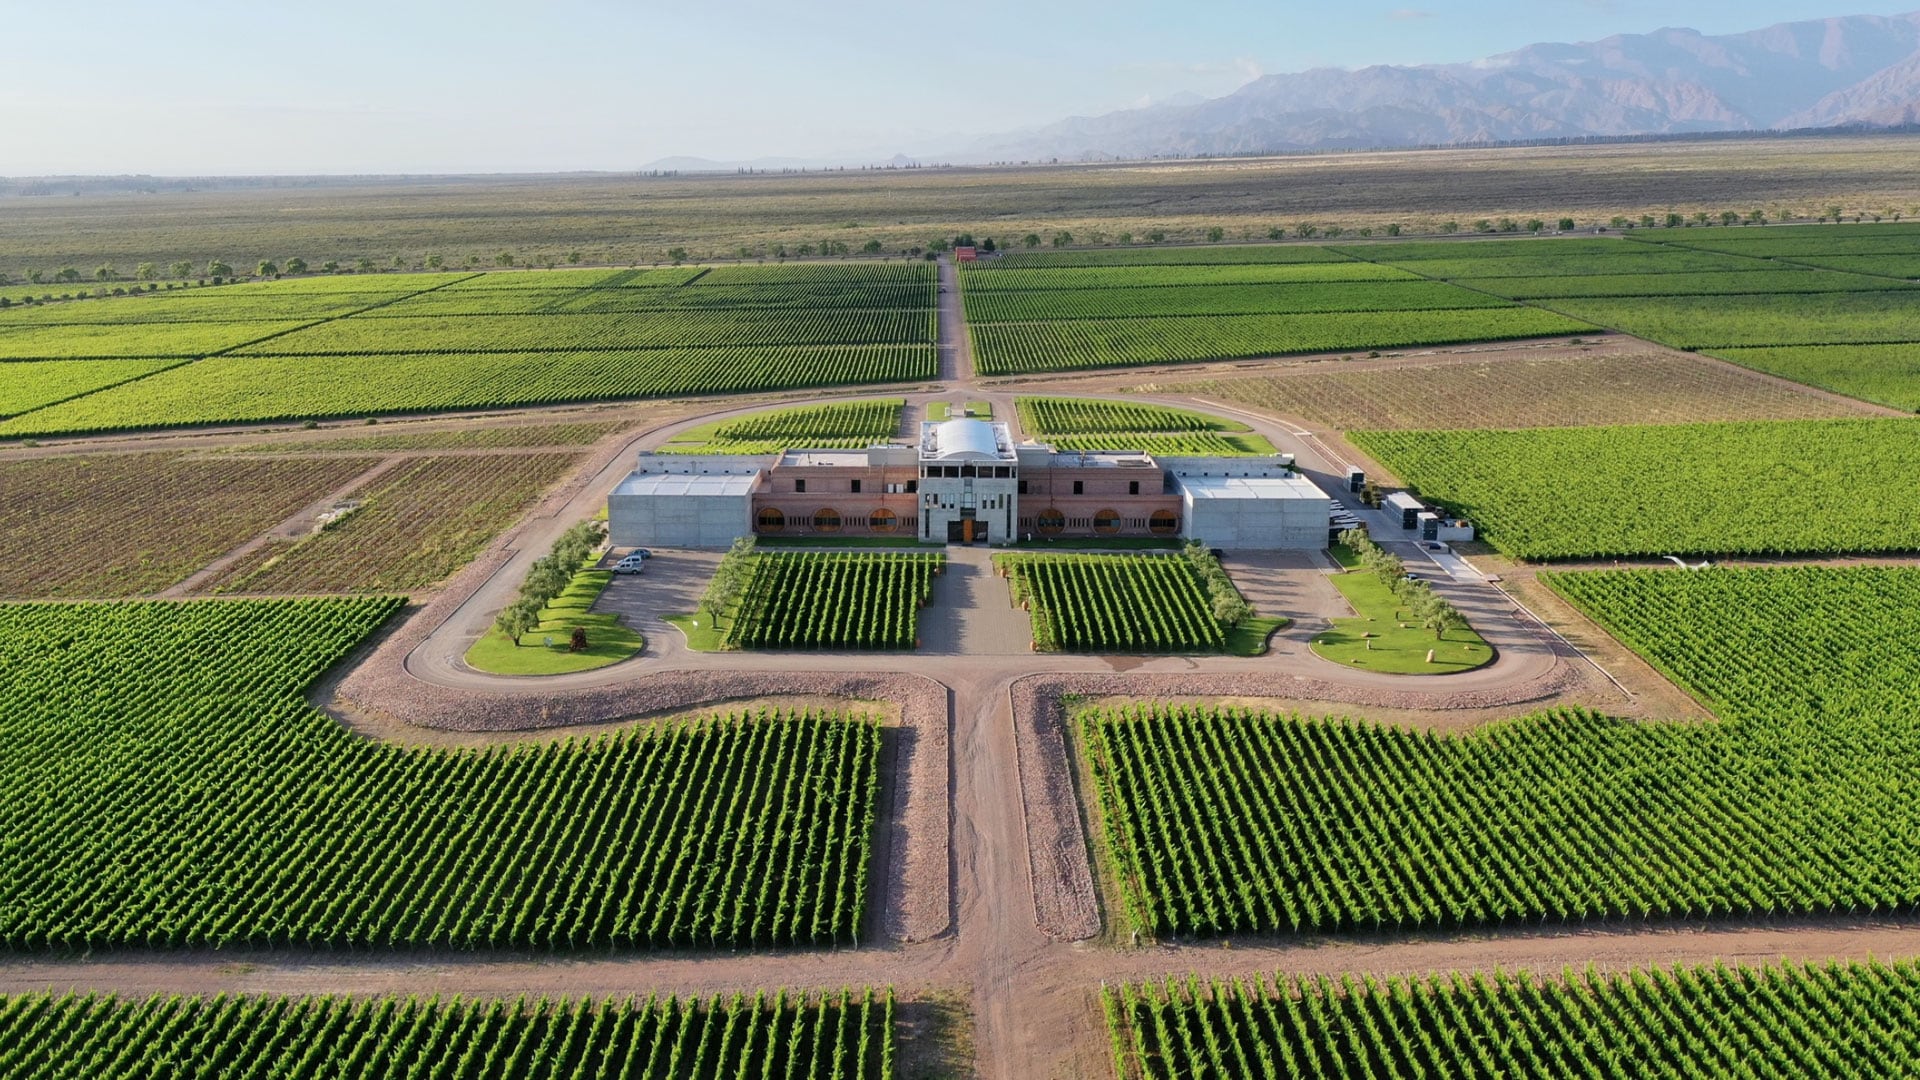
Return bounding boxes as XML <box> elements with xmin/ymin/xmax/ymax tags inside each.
<box><xmin>861</xmin><ymin>238</ymin><xmax>883</xmax><ymax>254</ymax></box>
<box><xmin>1526</xmin><ymin>219</ymin><xmax>1545</xmax><ymax>233</ymax></box>
<box><xmin>257</xmin><ymin>261</ymin><xmax>279</xmax><ymax>278</ymax></box>
<box><xmin>1050</xmin><ymin>230</ymin><xmax>1072</xmax><ymax>248</ymax></box>
<box><xmin>1745</xmin><ymin>209</ymin><xmax>1766</xmax><ymax>225</ymax></box>
<box><xmin>94</xmin><ymin>264</ymin><xmax>116</xmax><ymax>281</ymax></box>
<box><xmin>425</xmin><ymin>254</ymin><xmax>444</xmax><ymax>269</ymax></box>
<box><xmin>1266</xmin><ymin>226</ymin><xmax>1285</xmax><ymax>240</ymax></box>
<box><xmin>1424</xmin><ymin>601</ymin><xmax>1468</xmax><ymax>641</ymax></box>
<box><xmin>1558</xmin><ymin>218</ymin><xmax>1577</xmax><ymax>232</ymax></box>
<box><xmin>284</xmin><ymin>257</ymin><xmax>307</xmax><ymax>275</ymax></box>
<box><xmin>392</xmin><ymin>255</ymin><xmax>408</xmax><ymax>270</ymax></box>
<box><xmin>1206</xmin><ymin>226</ymin><xmax>1226</xmax><ymax>242</ymax></box>
<box><xmin>1385</xmin><ymin>223</ymin><xmax>1403</xmax><ymax>236</ymax></box>
<box><xmin>666</xmin><ymin>246</ymin><xmax>689</xmax><ymax>264</ymax></box>
<box><xmin>168</xmin><ymin>261</ymin><xmax>194</xmax><ymax>280</ymax></box>
<box><xmin>322</xmin><ymin>260</ymin><xmax>341</xmax><ymax>273</ymax></box>
<box><xmin>1664</xmin><ymin>212</ymin><xmax>1683</xmax><ymax>228</ymax></box>
<box><xmin>1826</xmin><ymin>205</ymin><xmax>1844</xmax><ymax>222</ymax></box>
<box><xmin>204</xmin><ymin>261</ymin><xmax>231</xmax><ymax>279</ymax></box>
<box><xmin>495</xmin><ymin>598</ymin><xmax>541</xmax><ymax>646</ymax></box>
<box><xmin>1022</xmin><ymin>233</ymin><xmax>1042</xmax><ymax>248</ymax></box>
<box><xmin>1691</xmin><ymin>212</ymin><xmax>1710</xmax><ymax>226</ymax></box>
<box><xmin>1720</xmin><ymin>210</ymin><xmax>1740</xmax><ymax>226</ymax></box>
<box><xmin>567</xmin><ymin>251</ymin><xmax>583</xmax><ymax>264</ymax></box>
<box><xmin>1146</xmin><ymin>229</ymin><xmax>1166</xmax><ymax>243</ymax></box>
<box><xmin>1440</xmin><ymin>221</ymin><xmax>1459</xmax><ymax>234</ymax></box>
<box><xmin>27</xmin><ymin>270</ymin><xmax>45</xmax><ymax>284</ymax></box>
<box><xmin>492</xmin><ymin>251</ymin><xmax>515</xmax><ymax>267</ymax></box>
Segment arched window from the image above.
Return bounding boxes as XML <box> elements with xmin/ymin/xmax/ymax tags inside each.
<box><xmin>1148</xmin><ymin>509</ymin><xmax>1180</xmax><ymax>535</ymax></box>
<box><xmin>755</xmin><ymin>507</ymin><xmax>785</xmax><ymax>533</ymax></box>
<box><xmin>1036</xmin><ymin>507</ymin><xmax>1065</xmax><ymax>536</ymax></box>
<box><xmin>869</xmin><ymin>508</ymin><xmax>898</xmax><ymax>534</ymax></box>
<box><xmin>1093</xmin><ymin>508</ymin><xmax>1122</xmax><ymax>535</ymax></box>
<box><xmin>813</xmin><ymin>508</ymin><xmax>842</xmax><ymax>533</ymax></box>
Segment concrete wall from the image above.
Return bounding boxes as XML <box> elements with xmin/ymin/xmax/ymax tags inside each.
<box><xmin>609</xmin><ymin>491</ymin><xmax>750</xmax><ymax>549</ymax></box>
<box><xmin>1180</xmin><ymin>492</ymin><xmax>1329</xmax><ymax>550</ymax></box>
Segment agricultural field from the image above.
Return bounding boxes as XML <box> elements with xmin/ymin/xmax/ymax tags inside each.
<box><xmin>1106</xmin><ymin>960</ymin><xmax>1920</xmax><ymax>1080</ymax></box>
<box><xmin>0</xmin><ymin>345</ymin><xmax>934</xmax><ymax>438</ymax></box>
<box><xmin>971</xmin><ymin>308</ymin><xmax>1587</xmax><ymax>375</ymax></box>
<box><xmin>0</xmin><ymin>452</ymin><xmax>379</xmax><ymax>599</ymax></box>
<box><xmin>964</xmin><ymin>280</ymin><xmax>1509</xmax><ymax>321</ymax></box>
<box><xmin>1016</xmin><ymin>396</ymin><xmax>1279</xmax><ymax>455</ymax></box>
<box><xmin>1083</xmin><ymin>565</ymin><xmax>1920</xmax><ymax>938</ymax></box>
<box><xmin>0</xmin><ymin>263</ymin><xmax>937</xmax><ymax>438</ymax></box>
<box><xmin>0</xmin><ymin>598</ymin><xmax>880</xmax><ymax>948</ymax></box>
<box><xmin>0</xmin><ymin>989</ymin><xmax>896</xmax><ymax>1080</ymax></box>
<box><xmin>662</xmin><ymin>399</ymin><xmax>903</xmax><ymax>455</ymax></box>
<box><xmin>1350</xmin><ymin>417</ymin><xmax>1920</xmax><ymax>559</ymax></box>
<box><xmin>1173</xmin><ymin>351</ymin><xmax>1874</xmax><ymax>431</ymax></box>
<box><xmin>727</xmin><ymin>551</ymin><xmax>942</xmax><ymax>650</ymax></box>
<box><xmin>1709</xmin><ymin>344</ymin><xmax>1920</xmax><ymax>413</ymax></box>
<box><xmin>0</xmin><ymin>357</ymin><xmax>184</xmax><ymax>418</ymax></box>
<box><xmin>963</xmin><ymin>262</ymin><xmax>1416</xmax><ymax>290</ymax></box>
<box><xmin>225</xmin><ymin>418</ymin><xmax>631</xmax><ymax>452</ymax></box>
<box><xmin>203</xmin><ymin>452</ymin><xmax>581</xmax><ymax>594</ymax></box>
<box><xmin>1532</xmin><ymin>291</ymin><xmax>1920</xmax><ymax>349</ymax></box>
<box><xmin>1462</xmin><ymin>268</ymin><xmax>1916</xmax><ymax>298</ymax></box>
<box><xmin>997</xmin><ymin>553</ymin><xmax>1227</xmax><ymax>653</ymax></box>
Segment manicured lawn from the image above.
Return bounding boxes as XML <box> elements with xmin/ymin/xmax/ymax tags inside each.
<box><xmin>665</xmin><ymin>613</ymin><xmax>729</xmax><ymax>652</ymax></box>
<box><xmin>1224</xmin><ymin>615</ymin><xmax>1291</xmax><ymax>657</ymax></box>
<box><xmin>1311</xmin><ymin>560</ymin><xmax>1493</xmax><ymax>674</ymax></box>
<box><xmin>965</xmin><ymin>400</ymin><xmax>992</xmax><ymax>418</ymax></box>
<box><xmin>465</xmin><ymin>568</ymin><xmax>644</xmax><ymax>674</ymax></box>
<box><xmin>927</xmin><ymin>401</ymin><xmax>991</xmax><ymax>421</ymax></box>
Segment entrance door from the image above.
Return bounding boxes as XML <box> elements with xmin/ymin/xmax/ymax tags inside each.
<box><xmin>947</xmin><ymin>520</ymin><xmax>965</xmax><ymax>543</ymax></box>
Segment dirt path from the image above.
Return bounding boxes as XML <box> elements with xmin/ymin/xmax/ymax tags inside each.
<box><xmin>937</xmin><ymin>256</ymin><xmax>969</xmax><ymax>384</ymax></box>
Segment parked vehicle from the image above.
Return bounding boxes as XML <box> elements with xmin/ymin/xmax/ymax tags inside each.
<box><xmin>613</xmin><ymin>554</ymin><xmax>647</xmax><ymax>574</ymax></box>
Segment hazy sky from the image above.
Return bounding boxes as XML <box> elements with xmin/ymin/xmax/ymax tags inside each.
<box><xmin>2</xmin><ymin>1</ymin><xmax>1896</xmax><ymax>174</ymax></box>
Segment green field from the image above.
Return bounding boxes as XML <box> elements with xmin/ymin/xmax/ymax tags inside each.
<box><xmin>0</xmin><ymin>598</ymin><xmax>879</xmax><ymax>948</ymax></box>
<box><xmin>662</xmin><ymin>399</ymin><xmax>903</xmax><ymax>455</ymax></box>
<box><xmin>1710</xmin><ymin>344</ymin><xmax>1920</xmax><ymax>412</ymax></box>
<box><xmin>1015</xmin><ymin>395</ymin><xmax>1279</xmax><ymax>456</ymax></box>
<box><xmin>0</xmin><ymin>358</ymin><xmax>184</xmax><ymax>418</ymax></box>
<box><xmin>1352</xmin><ymin>417</ymin><xmax>1920</xmax><ymax>559</ymax></box>
<box><xmin>0</xmin><ymin>263</ymin><xmax>936</xmax><ymax>437</ymax></box>
<box><xmin>998</xmin><ymin>552</ymin><xmax>1237</xmax><ymax>653</ymax></box>
<box><xmin>1083</xmin><ymin>564</ymin><xmax>1920</xmax><ymax>938</ymax></box>
<box><xmin>0</xmin><ymin>989</ymin><xmax>895</xmax><ymax>1079</ymax></box>
<box><xmin>727</xmin><ymin>551</ymin><xmax>943</xmax><ymax>650</ymax></box>
<box><xmin>1311</xmin><ymin>563</ymin><xmax>1492</xmax><ymax>674</ymax></box>
<box><xmin>1106</xmin><ymin>960</ymin><xmax>1920</xmax><ymax>1080</ymax></box>
<box><xmin>464</xmin><ymin>567</ymin><xmax>645</xmax><ymax>675</ymax></box>
<box><xmin>1534</xmin><ymin>291</ymin><xmax>1920</xmax><ymax>349</ymax></box>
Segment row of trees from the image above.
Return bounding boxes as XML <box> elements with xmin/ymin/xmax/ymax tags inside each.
<box><xmin>493</xmin><ymin>520</ymin><xmax>607</xmax><ymax>646</ymax></box>
<box><xmin>1339</xmin><ymin>528</ymin><xmax>1467</xmax><ymax>641</ymax></box>
<box><xmin>695</xmin><ymin>536</ymin><xmax>758</xmax><ymax>628</ymax></box>
<box><xmin>1182</xmin><ymin>541</ymin><xmax>1252</xmax><ymax>629</ymax></box>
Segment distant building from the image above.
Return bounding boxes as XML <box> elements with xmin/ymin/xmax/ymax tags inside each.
<box><xmin>607</xmin><ymin>418</ymin><xmax>1331</xmax><ymax>550</ymax></box>
<box><xmin>953</xmin><ymin>246</ymin><xmax>978</xmax><ymax>262</ymax></box>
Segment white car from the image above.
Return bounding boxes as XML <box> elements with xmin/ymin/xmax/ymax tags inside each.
<box><xmin>612</xmin><ymin>553</ymin><xmax>648</xmax><ymax>574</ymax></box>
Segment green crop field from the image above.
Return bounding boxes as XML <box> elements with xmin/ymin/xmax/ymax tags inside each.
<box><xmin>0</xmin><ymin>358</ymin><xmax>184</xmax><ymax>418</ymax></box>
<box><xmin>0</xmin><ymin>989</ymin><xmax>895</xmax><ymax>1079</ymax></box>
<box><xmin>0</xmin><ymin>598</ymin><xmax>880</xmax><ymax>949</ymax></box>
<box><xmin>1783</xmin><ymin>253</ymin><xmax>1920</xmax><ymax>279</ymax></box>
<box><xmin>0</xmin><ymin>263</ymin><xmax>936</xmax><ymax>437</ymax></box>
<box><xmin>0</xmin><ymin>453</ymin><xmax>380</xmax><ymax>599</ymax></box>
<box><xmin>1083</xmin><ymin>565</ymin><xmax>1920</xmax><ymax>938</ymax></box>
<box><xmin>1710</xmin><ymin>344</ymin><xmax>1920</xmax><ymax>412</ymax></box>
<box><xmin>972</xmin><ymin>308</ymin><xmax>1589</xmax><ymax>375</ymax></box>
<box><xmin>1351</xmin><ymin>417</ymin><xmax>1920</xmax><ymax>559</ymax></box>
<box><xmin>663</xmin><ymin>399</ymin><xmax>903</xmax><ymax>455</ymax></box>
<box><xmin>1105</xmin><ymin>960</ymin><xmax>1920</xmax><ymax>1080</ymax></box>
<box><xmin>225</xmin><ymin>419</ymin><xmax>630</xmax><ymax>452</ymax></box>
<box><xmin>998</xmin><ymin>553</ymin><xmax>1225</xmax><ymax>652</ymax></box>
<box><xmin>1461</xmin><ymin>268</ymin><xmax>1916</xmax><ymax>298</ymax></box>
<box><xmin>961</xmin><ymin>262</ymin><xmax>1415</xmax><ymax>290</ymax></box>
<box><xmin>964</xmin><ymin>280</ymin><xmax>1510</xmax><ymax>322</ymax></box>
<box><xmin>728</xmin><ymin>552</ymin><xmax>943</xmax><ymax>650</ymax></box>
<box><xmin>0</xmin><ymin>345</ymin><xmax>934</xmax><ymax>438</ymax></box>
<box><xmin>1015</xmin><ymin>396</ymin><xmax>1279</xmax><ymax>456</ymax></box>
<box><xmin>1534</xmin><ymin>291</ymin><xmax>1920</xmax><ymax>349</ymax></box>
<box><xmin>1345</xmin><ymin>246</ymin><xmax>1757</xmax><ymax>279</ymax></box>
<box><xmin>987</xmin><ymin>245</ymin><xmax>1358</xmax><ymax>267</ymax></box>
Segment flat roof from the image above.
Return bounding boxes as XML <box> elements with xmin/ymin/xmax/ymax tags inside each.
<box><xmin>777</xmin><ymin>449</ymin><xmax>872</xmax><ymax>468</ymax></box>
<box><xmin>613</xmin><ymin>471</ymin><xmax>760</xmax><ymax>498</ymax></box>
<box><xmin>1041</xmin><ymin>450</ymin><xmax>1157</xmax><ymax>469</ymax></box>
<box><xmin>1383</xmin><ymin>491</ymin><xmax>1425</xmax><ymax>511</ymax></box>
<box><xmin>1176</xmin><ymin>473</ymin><xmax>1328</xmax><ymax>501</ymax></box>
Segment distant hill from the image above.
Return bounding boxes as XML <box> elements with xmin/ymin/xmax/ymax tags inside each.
<box><xmin>955</xmin><ymin>10</ymin><xmax>1920</xmax><ymax>161</ymax></box>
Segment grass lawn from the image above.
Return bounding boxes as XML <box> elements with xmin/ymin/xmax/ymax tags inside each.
<box><xmin>465</xmin><ymin>569</ymin><xmax>644</xmax><ymax>675</ymax></box>
<box><xmin>965</xmin><ymin>401</ymin><xmax>992</xmax><ymax>418</ymax></box>
<box><xmin>1312</xmin><ymin>556</ymin><xmax>1493</xmax><ymax>675</ymax></box>
<box><xmin>664</xmin><ymin>613</ymin><xmax>730</xmax><ymax>652</ymax></box>
<box><xmin>1224</xmin><ymin>615</ymin><xmax>1291</xmax><ymax>657</ymax></box>
<box><xmin>927</xmin><ymin>401</ymin><xmax>992</xmax><ymax>422</ymax></box>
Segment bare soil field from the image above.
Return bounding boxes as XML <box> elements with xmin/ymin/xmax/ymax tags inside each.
<box><xmin>4</xmin><ymin>134</ymin><xmax>1914</xmax><ymax>269</ymax></box>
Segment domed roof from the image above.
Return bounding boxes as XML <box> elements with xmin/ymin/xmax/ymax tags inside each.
<box><xmin>920</xmin><ymin>418</ymin><xmax>1014</xmax><ymax>461</ymax></box>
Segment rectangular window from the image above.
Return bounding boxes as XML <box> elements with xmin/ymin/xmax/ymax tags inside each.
<box><xmin>795</xmin><ymin>478</ymin><xmax>806</xmax><ymax>493</ymax></box>
<box><xmin>906</xmin><ymin>480</ymin><xmax>918</xmax><ymax>493</ymax></box>
<box><xmin>1129</xmin><ymin>480</ymin><xmax>1139</xmax><ymax>495</ymax></box>
<box><xmin>1072</xmin><ymin>480</ymin><xmax>1084</xmax><ymax>495</ymax></box>
<box><xmin>851</xmin><ymin>479</ymin><xmax>862</xmax><ymax>494</ymax></box>
<box><xmin>1017</xmin><ymin>480</ymin><xmax>1028</xmax><ymax>494</ymax></box>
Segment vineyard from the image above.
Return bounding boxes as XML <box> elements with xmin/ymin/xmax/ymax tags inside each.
<box><xmin>1710</xmin><ymin>343</ymin><xmax>1920</xmax><ymax>412</ymax></box>
<box><xmin>1082</xmin><ymin>565</ymin><xmax>1920</xmax><ymax>937</ymax></box>
<box><xmin>1105</xmin><ymin>960</ymin><xmax>1920</xmax><ymax>1080</ymax></box>
<box><xmin>984</xmin><ymin>245</ymin><xmax>1359</xmax><ymax>267</ymax></box>
<box><xmin>0</xmin><ymin>989</ymin><xmax>895</xmax><ymax>1079</ymax></box>
<box><xmin>1175</xmin><ymin>352</ymin><xmax>1869</xmax><ymax>431</ymax></box>
<box><xmin>227</xmin><ymin>419</ymin><xmax>630</xmax><ymax>452</ymax></box>
<box><xmin>997</xmin><ymin>553</ymin><xmax>1226</xmax><ymax>652</ymax></box>
<box><xmin>0</xmin><ymin>358</ymin><xmax>183</xmax><ymax>418</ymax></box>
<box><xmin>961</xmin><ymin>262</ymin><xmax>1415</xmax><ymax>290</ymax></box>
<box><xmin>664</xmin><ymin>399</ymin><xmax>903</xmax><ymax>455</ymax></box>
<box><xmin>0</xmin><ymin>452</ymin><xmax>379</xmax><ymax>598</ymax></box>
<box><xmin>0</xmin><ymin>598</ymin><xmax>880</xmax><ymax>948</ymax></box>
<box><xmin>1015</xmin><ymin>396</ymin><xmax>1279</xmax><ymax>456</ymax></box>
<box><xmin>0</xmin><ymin>263</ymin><xmax>936</xmax><ymax>437</ymax></box>
<box><xmin>964</xmin><ymin>281</ymin><xmax>1507</xmax><ymax>322</ymax></box>
<box><xmin>727</xmin><ymin>552</ymin><xmax>942</xmax><ymax>650</ymax></box>
<box><xmin>971</xmin><ymin>308</ymin><xmax>1588</xmax><ymax>375</ymax></box>
<box><xmin>0</xmin><ymin>345</ymin><xmax>934</xmax><ymax>438</ymax></box>
<box><xmin>203</xmin><ymin>452</ymin><xmax>582</xmax><ymax>594</ymax></box>
<box><xmin>1351</xmin><ymin>417</ymin><xmax>1920</xmax><ymax>559</ymax></box>
<box><xmin>1533</xmin><ymin>291</ymin><xmax>1920</xmax><ymax>349</ymax></box>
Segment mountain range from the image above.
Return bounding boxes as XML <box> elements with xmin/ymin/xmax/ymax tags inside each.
<box><xmin>951</xmin><ymin>10</ymin><xmax>1920</xmax><ymax>163</ymax></box>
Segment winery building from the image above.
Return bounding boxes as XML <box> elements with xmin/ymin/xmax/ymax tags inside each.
<box><xmin>609</xmin><ymin>417</ymin><xmax>1329</xmax><ymax>550</ymax></box>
